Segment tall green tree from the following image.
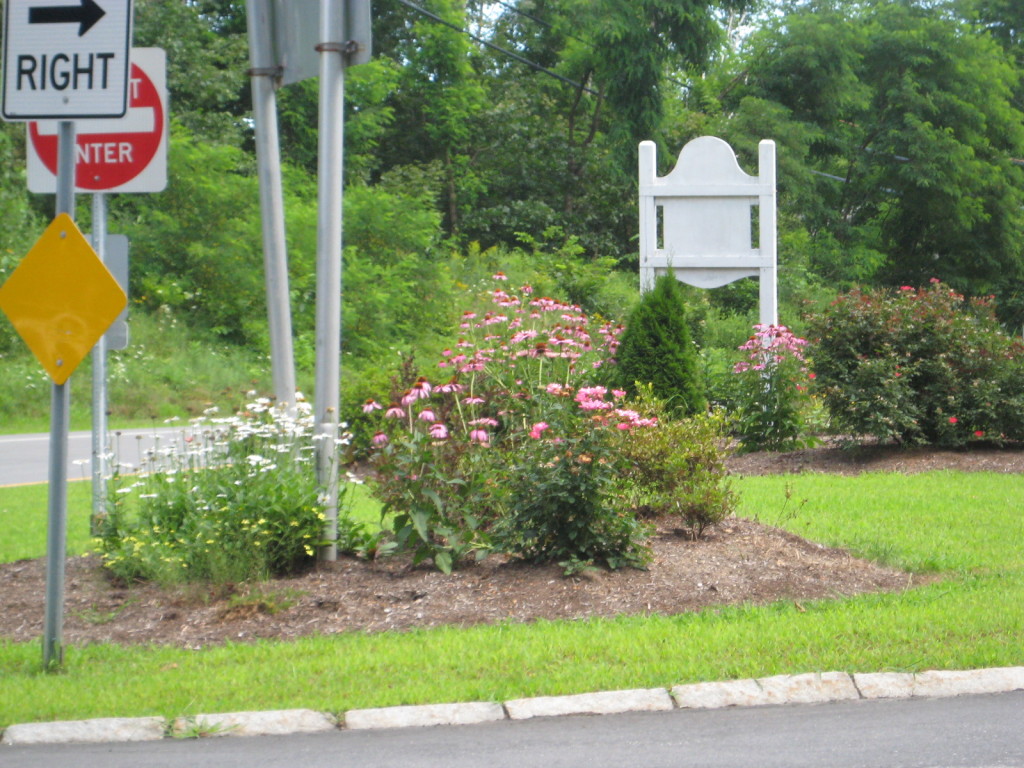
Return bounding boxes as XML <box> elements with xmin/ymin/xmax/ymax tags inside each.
<box><xmin>719</xmin><ymin>0</ymin><xmax>1024</xmax><ymax>303</ymax></box>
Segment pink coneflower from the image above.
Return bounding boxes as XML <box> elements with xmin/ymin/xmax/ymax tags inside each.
<box><xmin>385</xmin><ymin>403</ymin><xmax>405</xmax><ymax>419</ymax></box>
<box><xmin>469</xmin><ymin>429</ymin><xmax>490</xmax><ymax>444</ymax></box>
<box><xmin>429</xmin><ymin>422</ymin><xmax>449</xmax><ymax>439</ymax></box>
<box><xmin>529</xmin><ymin>422</ymin><xmax>549</xmax><ymax>440</ymax></box>
<box><xmin>362</xmin><ymin>399</ymin><xmax>382</xmax><ymax>413</ymax></box>
<box><xmin>418</xmin><ymin>408</ymin><xmax>437</xmax><ymax>422</ymax></box>
<box><xmin>371</xmin><ymin>431</ymin><xmax>389</xmax><ymax>446</ymax></box>
<box><xmin>463</xmin><ymin>396</ymin><xmax>485</xmax><ymax>405</ymax></box>
<box><xmin>436</xmin><ymin>379</ymin><xmax>464</xmax><ymax>394</ymax></box>
<box><xmin>492</xmin><ymin>271</ymin><xmax>508</xmax><ymax>281</ymax></box>
<box><xmin>469</xmin><ymin>417</ymin><xmax>499</xmax><ymax>427</ymax></box>
<box><xmin>412</xmin><ymin>377</ymin><xmax>432</xmax><ymax>397</ymax></box>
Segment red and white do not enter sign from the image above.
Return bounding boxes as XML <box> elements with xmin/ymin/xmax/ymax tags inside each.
<box><xmin>27</xmin><ymin>47</ymin><xmax>167</xmax><ymax>194</ymax></box>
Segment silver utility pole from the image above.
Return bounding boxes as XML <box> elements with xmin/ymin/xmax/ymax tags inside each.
<box><xmin>43</xmin><ymin>121</ymin><xmax>76</xmax><ymax>669</ymax></box>
<box><xmin>315</xmin><ymin>0</ymin><xmax>345</xmax><ymax>561</ymax></box>
<box><xmin>90</xmin><ymin>193</ymin><xmax>108</xmax><ymax>536</ymax></box>
<box><xmin>246</xmin><ymin>0</ymin><xmax>298</xmax><ymax>411</ymax></box>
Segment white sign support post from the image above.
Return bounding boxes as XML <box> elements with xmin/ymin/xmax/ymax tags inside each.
<box><xmin>2</xmin><ymin>0</ymin><xmax>133</xmax><ymax>668</ymax></box>
<box><xmin>638</xmin><ymin>136</ymin><xmax>778</xmax><ymax>327</ymax></box>
<box><xmin>91</xmin><ymin>192</ymin><xmax>108</xmax><ymax>535</ymax></box>
<box><xmin>45</xmin><ymin>121</ymin><xmax>76</xmax><ymax>669</ymax></box>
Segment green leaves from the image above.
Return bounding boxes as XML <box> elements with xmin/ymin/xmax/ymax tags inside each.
<box><xmin>809</xmin><ymin>281</ymin><xmax>1024</xmax><ymax>446</ymax></box>
<box><xmin>727</xmin><ymin>0</ymin><xmax>1024</xmax><ymax>297</ymax></box>
<box><xmin>615</xmin><ymin>275</ymin><xmax>706</xmax><ymax>415</ymax></box>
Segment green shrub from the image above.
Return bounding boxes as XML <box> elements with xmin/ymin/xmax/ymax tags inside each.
<box><xmin>495</xmin><ymin>427</ymin><xmax>652</xmax><ymax>574</ymax></box>
<box><xmin>614</xmin><ymin>275</ymin><xmax>705</xmax><ymax>414</ymax></box>
<box><xmin>364</xmin><ymin>280</ymin><xmax>642</xmax><ymax>572</ymax></box>
<box><xmin>808</xmin><ymin>280</ymin><xmax>1024</xmax><ymax>446</ymax></box>
<box><xmin>612</xmin><ymin>386</ymin><xmax>735</xmax><ymax>538</ymax></box>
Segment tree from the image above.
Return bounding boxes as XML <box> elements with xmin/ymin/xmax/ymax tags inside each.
<box><xmin>720</xmin><ymin>0</ymin><xmax>1024</xmax><ymax>306</ymax></box>
<box><xmin>132</xmin><ymin>0</ymin><xmax>250</xmax><ymax>146</ymax></box>
<box><xmin>614</xmin><ymin>275</ymin><xmax>706</xmax><ymax>415</ymax></box>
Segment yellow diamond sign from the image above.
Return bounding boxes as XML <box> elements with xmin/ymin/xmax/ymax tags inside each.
<box><xmin>0</xmin><ymin>214</ymin><xmax>127</xmax><ymax>385</ymax></box>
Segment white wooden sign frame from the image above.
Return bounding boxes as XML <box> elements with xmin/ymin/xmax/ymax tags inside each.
<box><xmin>639</xmin><ymin>136</ymin><xmax>778</xmax><ymax>327</ymax></box>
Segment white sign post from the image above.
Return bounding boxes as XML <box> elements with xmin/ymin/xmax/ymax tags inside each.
<box><xmin>2</xmin><ymin>0</ymin><xmax>133</xmax><ymax>121</ymax></box>
<box><xmin>639</xmin><ymin>136</ymin><xmax>778</xmax><ymax>327</ymax></box>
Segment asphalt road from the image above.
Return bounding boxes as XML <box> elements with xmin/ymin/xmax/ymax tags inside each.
<box><xmin>0</xmin><ymin>427</ymin><xmax>181</xmax><ymax>486</ymax></box>
<box><xmin>3</xmin><ymin>693</ymin><xmax>1023</xmax><ymax>768</ymax></box>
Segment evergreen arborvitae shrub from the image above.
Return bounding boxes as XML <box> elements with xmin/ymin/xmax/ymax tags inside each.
<box><xmin>615</xmin><ymin>275</ymin><xmax>706</xmax><ymax>415</ymax></box>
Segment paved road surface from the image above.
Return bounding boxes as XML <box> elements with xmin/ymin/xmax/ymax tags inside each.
<box><xmin>3</xmin><ymin>693</ymin><xmax>1023</xmax><ymax>768</ymax></box>
<box><xmin>0</xmin><ymin>427</ymin><xmax>182</xmax><ymax>486</ymax></box>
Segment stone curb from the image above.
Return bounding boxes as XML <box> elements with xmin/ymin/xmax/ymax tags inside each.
<box><xmin>345</xmin><ymin>702</ymin><xmax>505</xmax><ymax>730</ymax></box>
<box><xmin>1</xmin><ymin>716</ymin><xmax>166</xmax><ymax>746</ymax></box>
<box><xmin>170</xmin><ymin>709</ymin><xmax>337</xmax><ymax>738</ymax></box>
<box><xmin>4</xmin><ymin>666</ymin><xmax>1023</xmax><ymax>746</ymax></box>
<box><xmin>505</xmin><ymin>688</ymin><xmax>674</xmax><ymax>720</ymax></box>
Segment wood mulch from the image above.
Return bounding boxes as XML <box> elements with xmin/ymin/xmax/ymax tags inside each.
<box><xmin>3</xmin><ymin>442</ymin><xmax>1020</xmax><ymax>648</ymax></box>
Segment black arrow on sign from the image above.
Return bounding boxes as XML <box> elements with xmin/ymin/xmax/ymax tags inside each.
<box><xmin>28</xmin><ymin>0</ymin><xmax>106</xmax><ymax>37</ymax></box>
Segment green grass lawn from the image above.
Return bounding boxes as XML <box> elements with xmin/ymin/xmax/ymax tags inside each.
<box><xmin>2</xmin><ymin>470</ymin><xmax>1023</xmax><ymax>728</ymax></box>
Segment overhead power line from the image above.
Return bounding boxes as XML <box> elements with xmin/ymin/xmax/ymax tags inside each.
<box><xmin>394</xmin><ymin>0</ymin><xmax>599</xmax><ymax>95</ymax></box>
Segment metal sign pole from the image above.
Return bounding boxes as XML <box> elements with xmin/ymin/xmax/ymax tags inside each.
<box><xmin>246</xmin><ymin>0</ymin><xmax>297</xmax><ymax>411</ymax></box>
<box><xmin>314</xmin><ymin>0</ymin><xmax>345</xmax><ymax>561</ymax></box>
<box><xmin>43</xmin><ymin>120</ymin><xmax>76</xmax><ymax>669</ymax></box>
<box><xmin>90</xmin><ymin>193</ymin><xmax>108</xmax><ymax>535</ymax></box>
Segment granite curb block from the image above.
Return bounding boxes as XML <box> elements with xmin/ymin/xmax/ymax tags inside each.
<box><xmin>344</xmin><ymin>702</ymin><xmax>505</xmax><ymax>730</ymax></box>
<box><xmin>505</xmin><ymin>688</ymin><xmax>674</xmax><ymax>720</ymax></box>
<box><xmin>671</xmin><ymin>671</ymin><xmax>859</xmax><ymax>709</ymax></box>
<box><xmin>855</xmin><ymin>667</ymin><xmax>1024</xmax><ymax>699</ymax></box>
<box><xmin>4</xmin><ymin>666</ymin><xmax>1024</xmax><ymax>746</ymax></box>
<box><xmin>1</xmin><ymin>716</ymin><xmax>166</xmax><ymax>746</ymax></box>
<box><xmin>171</xmin><ymin>709</ymin><xmax>337</xmax><ymax>738</ymax></box>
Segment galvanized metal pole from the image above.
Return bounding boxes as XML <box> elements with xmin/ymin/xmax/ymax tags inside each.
<box><xmin>246</xmin><ymin>0</ymin><xmax>298</xmax><ymax>411</ymax></box>
<box><xmin>43</xmin><ymin>120</ymin><xmax>76</xmax><ymax>669</ymax></box>
<box><xmin>90</xmin><ymin>193</ymin><xmax>108</xmax><ymax>536</ymax></box>
<box><xmin>315</xmin><ymin>0</ymin><xmax>345</xmax><ymax>561</ymax></box>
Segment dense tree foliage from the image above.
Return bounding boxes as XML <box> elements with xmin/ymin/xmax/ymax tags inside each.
<box><xmin>3</xmin><ymin>0</ymin><xmax>1024</xmax><ymax>365</ymax></box>
<box><xmin>709</xmin><ymin>1</ymin><xmax>1024</xmax><ymax>318</ymax></box>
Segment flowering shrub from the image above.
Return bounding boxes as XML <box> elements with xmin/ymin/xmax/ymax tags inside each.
<box><xmin>731</xmin><ymin>324</ymin><xmax>818</xmax><ymax>452</ymax></box>
<box><xmin>612</xmin><ymin>385</ymin><xmax>735</xmax><ymax>538</ymax></box>
<box><xmin>364</xmin><ymin>278</ymin><xmax>658</xmax><ymax>572</ymax></box>
<box><xmin>97</xmin><ymin>396</ymin><xmax>356</xmax><ymax>584</ymax></box>
<box><xmin>808</xmin><ymin>280</ymin><xmax>1024</xmax><ymax>446</ymax></box>
<box><xmin>492</xmin><ymin>385</ymin><xmax>656</xmax><ymax>573</ymax></box>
